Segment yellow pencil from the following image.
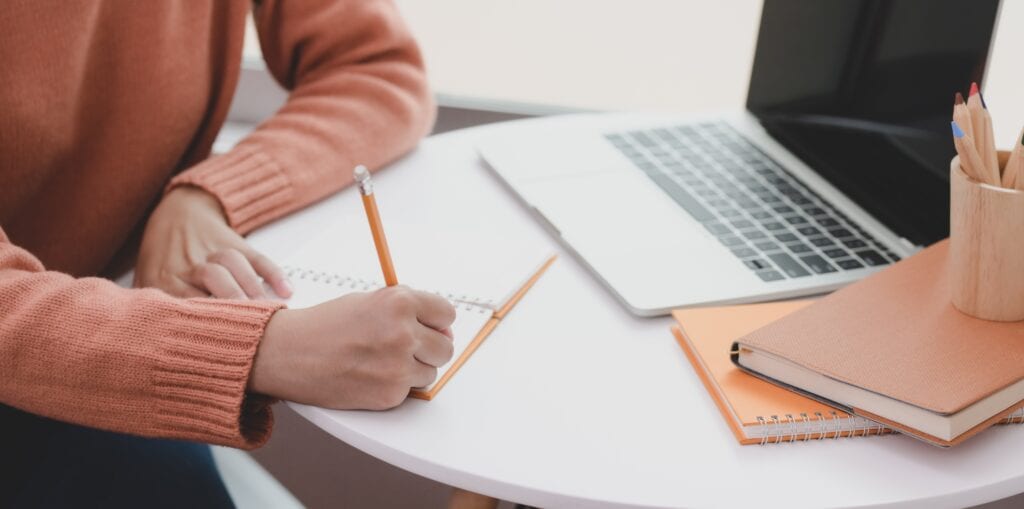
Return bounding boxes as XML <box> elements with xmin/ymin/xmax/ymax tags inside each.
<box><xmin>354</xmin><ymin>165</ymin><xmax>398</xmax><ymax>286</ymax></box>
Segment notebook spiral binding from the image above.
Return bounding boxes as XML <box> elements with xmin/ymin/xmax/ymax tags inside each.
<box><xmin>754</xmin><ymin>411</ymin><xmax>893</xmax><ymax>445</ymax></box>
<box><xmin>752</xmin><ymin>408</ymin><xmax>1024</xmax><ymax>445</ymax></box>
<box><xmin>283</xmin><ymin>266</ymin><xmax>496</xmax><ymax>313</ymax></box>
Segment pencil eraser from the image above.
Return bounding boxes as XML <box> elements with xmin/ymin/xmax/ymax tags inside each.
<box><xmin>951</xmin><ymin>121</ymin><xmax>965</xmax><ymax>138</ymax></box>
<box><xmin>353</xmin><ymin>165</ymin><xmax>370</xmax><ymax>182</ymax></box>
<box><xmin>970</xmin><ymin>82</ymin><xmax>979</xmax><ymax>96</ymax></box>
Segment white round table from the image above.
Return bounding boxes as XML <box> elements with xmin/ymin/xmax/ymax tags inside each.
<box><xmin>249</xmin><ymin>116</ymin><xmax>1024</xmax><ymax>509</ymax></box>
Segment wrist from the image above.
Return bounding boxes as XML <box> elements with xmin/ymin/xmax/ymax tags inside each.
<box><xmin>163</xmin><ymin>185</ymin><xmax>227</xmax><ymax>222</ymax></box>
<box><xmin>248</xmin><ymin>308</ymin><xmax>292</xmax><ymax>397</ymax></box>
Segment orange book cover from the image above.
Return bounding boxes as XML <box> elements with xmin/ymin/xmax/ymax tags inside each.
<box><xmin>734</xmin><ymin>240</ymin><xmax>1024</xmax><ymax>446</ymax></box>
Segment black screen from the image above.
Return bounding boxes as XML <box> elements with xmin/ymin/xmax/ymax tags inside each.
<box><xmin>746</xmin><ymin>0</ymin><xmax>1000</xmax><ymax>246</ymax></box>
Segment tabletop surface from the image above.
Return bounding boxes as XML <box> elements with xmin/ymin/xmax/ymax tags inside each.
<box><xmin>248</xmin><ymin>115</ymin><xmax>1024</xmax><ymax>509</ymax></box>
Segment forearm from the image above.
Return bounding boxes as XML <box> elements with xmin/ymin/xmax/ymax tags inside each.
<box><xmin>170</xmin><ymin>0</ymin><xmax>435</xmax><ymax>234</ymax></box>
<box><xmin>0</xmin><ymin>231</ymin><xmax>282</xmax><ymax>448</ymax></box>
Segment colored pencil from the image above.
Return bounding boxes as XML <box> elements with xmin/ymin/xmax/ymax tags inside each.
<box><xmin>952</xmin><ymin>121</ymin><xmax>992</xmax><ymax>184</ymax></box>
<box><xmin>1005</xmin><ymin>127</ymin><xmax>1024</xmax><ymax>190</ymax></box>
<box><xmin>966</xmin><ymin>83</ymin><xmax>1000</xmax><ymax>182</ymax></box>
<box><xmin>953</xmin><ymin>93</ymin><xmax>974</xmax><ymax>141</ymax></box>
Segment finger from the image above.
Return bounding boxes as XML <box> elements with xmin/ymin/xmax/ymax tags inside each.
<box><xmin>409</xmin><ymin>363</ymin><xmax>439</xmax><ymax>389</ymax></box>
<box><xmin>439</xmin><ymin>327</ymin><xmax>453</xmax><ymax>340</ymax></box>
<box><xmin>166</xmin><ymin>278</ymin><xmax>209</xmax><ymax>298</ymax></box>
<box><xmin>411</xmin><ymin>290</ymin><xmax>457</xmax><ymax>332</ymax></box>
<box><xmin>412</xmin><ymin>326</ymin><xmax>456</xmax><ymax>368</ymax></box>
<box><xmin>245</xmin><ymin>249</ymin><xmax>292</xmax><ymax>299</ymax></box>
<box><xmin>190</xmin><ymin>263</ymin><xmax>247</xmax><ymax>300</ymax></box>
<box><xmin>208</xmin><ymin>249</ymin><xmax>266</xmax><ymax>299</ymax></box>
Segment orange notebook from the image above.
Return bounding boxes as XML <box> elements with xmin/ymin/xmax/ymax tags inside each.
<box><xmin>733</xmin><ymin>240</ymin><xmax>1024</xmax><ymax>447</ymax></box>
<box><xmin>674</xmin><ymin>297</ymin><xmax>1024</xmax><ymax>445</ymax></box>
<box><xmin>672</xmin><ymin>301</ymin><xmax>895</xmax><ymax>445</ymax></box>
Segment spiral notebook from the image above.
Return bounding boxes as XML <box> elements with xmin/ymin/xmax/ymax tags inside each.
<box><xmin>672</xmin><ymin>300</ymin><xmax>1024</xmax><ymax>445</ymax></box>
<box><xmin>281</xmin><ymin>225</ymin><xmax>556</xmax><ymax>400</ymax></box>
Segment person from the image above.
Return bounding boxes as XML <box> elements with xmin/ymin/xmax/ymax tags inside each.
<box><xmin>0</xmin><ymin>0</ymin><xmax>456</xmax><ymax>505</ymax></box>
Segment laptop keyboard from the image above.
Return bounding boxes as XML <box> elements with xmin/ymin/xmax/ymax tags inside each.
<box><xmin>604</xmin><ymin>122</ymin><xmax>901</xmax><ymax>282</ymax></box>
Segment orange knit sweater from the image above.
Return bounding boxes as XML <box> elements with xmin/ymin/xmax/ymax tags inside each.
<box><xmin>0</xmin><ymin>1</ymin><xmax>434</xmax><ymax>448</ymax></box>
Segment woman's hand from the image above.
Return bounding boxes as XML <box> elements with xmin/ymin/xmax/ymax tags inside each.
<box><xmin>134</xmin><ymin>186</ymin><xmax>293</xmax><ymax>300</ymax></box>
<box><xmin>251</xmin><ymin>286</ymin><xmax>457</xmax><ymax>409</ymax></box>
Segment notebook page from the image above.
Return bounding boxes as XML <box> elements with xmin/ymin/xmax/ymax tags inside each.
<box><xmin>282</xmin><ymin>270</ymin><xmax>494</xmax><ymax>392</ymax></box>
<box><xmin>281</xmin><ymin>175</ymin><xmax>548</xmax><ymax>309</ymax></box>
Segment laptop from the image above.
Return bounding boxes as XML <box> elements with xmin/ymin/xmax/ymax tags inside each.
<box><xmin>478</xmin><ymin>0</ymin><xmax>1001</xmax><ymax>316</ymax></box>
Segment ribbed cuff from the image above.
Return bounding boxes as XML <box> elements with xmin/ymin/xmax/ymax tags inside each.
<box><xmin>169</xmin><ymin>148</ymin><xmax>295</xmax><ymax>234</ymax></box>
<box><xmin>148</xmin><ymin>297</ymin><xmax>285</xmax><ymax>449</ymax></box>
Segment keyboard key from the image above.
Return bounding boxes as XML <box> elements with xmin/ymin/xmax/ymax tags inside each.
<box><xmin>785</xmin><ymin>216</ymin><xmax>808</xmax><ymax>225</ymax></box>
<box><xmin>730</xmin><ymin>219</ymin><xmax>755</xmax><ymax>230</ymax></box>
<box><xmin>773</xmin><ymin>205</ymin><xmax>795</xmax><ymax>214</ymax></box>
<box><xmin>647</xmin><ymin>173</ymin><xmax>714</xmax><ymax>222</ymax></box>
<box><xmin>762</xmin><ymin>221</ymin><xmax>786</xmax><ymax>231</ymax></box>
<box><xmin>837</xmin><ymin>259</ymin><xmax>865</xmax><ymax>270</ymax></box>
<box><xmin>749</xmin><ymin>210</ymin><xmax>773</xmax><ymax>220</ymax></box>
<box><xmin>856</xmin><ymin>249</ymin><xmax>890</xmax><ymax>266</ymax></box>
<box><xmin>704</xmin><ymin>222</ymin><xmax>730</xmax><ymax>235</ymax></box>
<box><xmin>742</xmin><ymin>230</ymin><xmax>768</xmax><ymax>240</ymax></box>
<box><xmin>755</xmin><ymin>270</ymin><xmax>785</xmax><ymax>282</ymax></box>
<box><xmin>731</xmin><ymin>247</ymin><xmax>757</xmax><ymax>258</ymax></box>
<box><xmin>754</xmin><ymin>241</ymin><xmax>781</xmax><ymax>252</ymax></box>
<box><xmin>803</xmin><ymin>206</ymin><xmax>827</xmax><ymax>216</ymax></box>
<box><xmin>774</xmin><ymin>233</ymin><xmax>799</xmax><ymax>243</ymax></box>
<box><xmin>767</xmin><ymin>253</ymin><xmax>811</xmax><ymax>278</ymax></box>
<box><xmin>816</xmin><ymin>217</ymin><xmax>840</xmax><ymax>227</ymax></box>
<box><xmin>885</xmin><ymin>252</ymin><xmax>902</xmax><ymax>262</ymax></box>
<box><xmin>795</xmin><ymin>226</ymin><xmax>821</xmax><ymax>237</ymax></box>
<box><xmin>799</xmin><ymin>254</ymin><xmax>838</xmax><ymax>274</ymax></box>
<box><xmin>743</xmin><ymin>259</ymin><xmax>771</xmax><ymax>271</ymax></box>
<box><xmin>823</xmin><ymin>248</ymin><xmax>849</xmax><ymax>259</ymax></box>
<box><xmin>633</xmin><ymin>132</ymin><xmax>658</xmax><ymax>147</ymax></box>
<box><xmin>718</xmin><ymin>208</ymin><xmax>742</xmax><ymax>218</ymax></box>
<box><xmin>790</xmin><ymin>196</ymin><xmax>812</xmax><ymax>205</ymax></box>
<box><xmin>809</xmin><ymin>237</ymin><xmax>835</xmax><ymax>247</ymax></box>
<box><xmin>718</xmin><ymin>235</ymin><xmax>746</xmax><ymax>247</ymax></box>
<box><xmin>827</xmin><ymin>228</ymin><xmax>853</xmax><ymax>238</ymax></box>
<box><xmin>787</xmin><ymin>242</ymin><xmax>813</xmax><ymax>254</ymax></box>
<box><xmin>843</xmin><ymin>239</ymin><xmax>868</xmax><ymax>249</ymax></box>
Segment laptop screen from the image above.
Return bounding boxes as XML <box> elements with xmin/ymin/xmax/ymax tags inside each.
<box><xmin>746</xmin><ymin>0</ymin><xmax>1000</xmax><ymax>246</ymax></box>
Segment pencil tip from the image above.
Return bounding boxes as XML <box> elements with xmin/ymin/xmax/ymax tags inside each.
<box><xmin>951</xmin><ymin>121</ymin><xmax>965</xmax><ymax>138</ymax></box>
<box><xmin>970</xmin><ymin>82</ymin><xmax>979</xmax><ymax>96</ymax></box>
<box><xmin>955</xmin><ymin>92</ymin><xmax>964</xmax><ymax>105</ymax></box>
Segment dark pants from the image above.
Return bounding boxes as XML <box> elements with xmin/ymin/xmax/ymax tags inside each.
<box><xmin>0</xmin><ymin>404</ymin><xmax>234</xmax><ymax>508</ymax></box>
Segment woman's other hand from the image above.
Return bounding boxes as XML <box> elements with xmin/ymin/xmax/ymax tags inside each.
<box><xmin>135</xmin><ymin>186</ymin><xmax>292</xmax><ymax>300</ymax></box>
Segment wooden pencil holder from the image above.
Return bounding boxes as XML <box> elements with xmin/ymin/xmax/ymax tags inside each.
<box><xmin>950</xmin><ymin>151</ymin><xmax>1024</xmax><ymax>322</ymax></box>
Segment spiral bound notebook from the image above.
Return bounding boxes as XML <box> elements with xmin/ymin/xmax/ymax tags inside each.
<box><xmin>282</xmin><ymin>242</ymin><xmax>556</xmax><ymax>400</ymax></box>
<box><xmin>672</xmin><ymin>300</ymin><xmax>1024</xmax><ymax>445</ymax></box>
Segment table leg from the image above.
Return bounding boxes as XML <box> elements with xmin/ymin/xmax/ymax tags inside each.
<box><xmin>448</xmin><ymin>488</ymin><xmax>498</xmax><ymax>509</ymax></box>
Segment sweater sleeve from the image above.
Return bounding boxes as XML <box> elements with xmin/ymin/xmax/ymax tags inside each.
<box><xmin>170</xmin><ymin>0</ymin><xmax>436</xmax><ymax>234</ymax></box>
<box><xmin>0</xmin><ymin>228</ymin><xmax>284</xmax><ymax>449</ymax></box>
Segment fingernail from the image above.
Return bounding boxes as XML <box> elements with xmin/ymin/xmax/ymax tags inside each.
<box><xmin>281</xmin><ymin>279</ymin><xmax>294</xmax><ymax>296</ymax></box>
